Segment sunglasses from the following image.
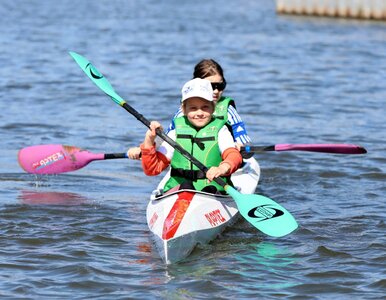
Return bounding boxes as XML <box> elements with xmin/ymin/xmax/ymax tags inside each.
<box><xmin>211</xmin><ymin>81</ymin><xmax>226</xmax><ymax>91</ymax></box>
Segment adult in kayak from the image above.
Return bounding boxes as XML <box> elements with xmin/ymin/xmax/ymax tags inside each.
<box><xmin>127</xmin><ymin>59</ymin><xmax>251</xmax><ymax>159</ymax></box>
<box><xmin>140</xmin><ymin>78</ymin><xmax>243</xmax><ymax>194</ymax></box>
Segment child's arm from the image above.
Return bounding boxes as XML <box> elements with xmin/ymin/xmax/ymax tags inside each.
<box><xmin>206</xmin><ymin>126</ymin><xmax>243</xmax><ymax>181</ymax></box>
<box><xmin>140</xmin><ymin>145</ymin><xmax>170</xmax><ymax>176</ymax></box>
<box><xmin>142</xmin><ymin>121</ymin><xmax>160</xmax><ymax>148</ymax></box>
<box><xmin>140</xmin><ymin>121</ymin><xmax>172</xmax><ymax>176</ymax></box>
<box><xmin>206</xmin><ymin>147</ymin><xmax>242</xmax><ymax>181</ymax></box>
<box><xmin>127</xmin><ymin>109</ymin><xmax>183</xmax><ymax>160</ymax></box>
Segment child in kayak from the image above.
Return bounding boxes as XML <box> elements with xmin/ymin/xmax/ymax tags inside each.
<box><xmin>168</xmin><ymin>59</ymin><xmax>251</xmax><ymax>144</ymax></box>
<box><xmin>140</xmin><ymin>78</ymin><xmax>243</xmax><ymax>194</ymax></box>
<box><xmin>128</xmin><ymin>59</ymin><xmax>250</xmax><ymax>159</ymax></box>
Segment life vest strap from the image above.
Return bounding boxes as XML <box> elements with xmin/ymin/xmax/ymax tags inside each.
<box><xmin>176</xmin><ymin>134</ymin><xmax>215</xmax><ymax>150</ymax></box>
<box><xmin>170</xmin><ymin>168</ymin><xmax>206</xmax><ymax>181</ymax></box>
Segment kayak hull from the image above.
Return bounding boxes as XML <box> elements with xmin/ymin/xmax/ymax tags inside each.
<box><xmin>147</xmin><ymin>190</ymin><xmax>239</xmax><ymax>264</ymax></box>
<box><xmin>146</xmin><ymin>157</ymin><xmax>260</xmax><ymax>264</ymax></box>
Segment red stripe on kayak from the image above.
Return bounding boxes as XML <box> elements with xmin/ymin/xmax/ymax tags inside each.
<box><xmin>162</xmin><ymin>191</ymin><xmax>195</xmax><ymax>240</ymax></box>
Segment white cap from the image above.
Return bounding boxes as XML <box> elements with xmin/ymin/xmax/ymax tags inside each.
<box><xmin>181</xmin><ymin>78</ymin><xmax>213</xmax><ymax>103</ymax></box>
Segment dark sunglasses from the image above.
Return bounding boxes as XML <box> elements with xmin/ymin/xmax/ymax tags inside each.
<box><xmin>211</xmin><ymin>81</ymin><xmax>226</xmax><ymax>91</ymax></box>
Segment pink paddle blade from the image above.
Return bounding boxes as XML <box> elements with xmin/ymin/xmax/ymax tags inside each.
<box><xmin>18</xmin><ymin>144</ymin><xmax>104</xmax><ymax>174</ymax></box>
<box><xmin>274</xmin><ymin>144</ymin><xmax>367</xmax><ymax>154</ymax></box>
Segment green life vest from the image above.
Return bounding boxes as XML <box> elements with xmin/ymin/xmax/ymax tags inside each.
<box><xmin>213</xmin><ymin>96</ymin><xmax>236</xmax><ymax>123</ymax></box>
<box><xmin>163</xmin><ymin>116</ymin><xmax>233</xmax><ymax>193</ymax></box>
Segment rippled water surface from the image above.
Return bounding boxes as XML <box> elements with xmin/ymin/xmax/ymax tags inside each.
<box><xmin>1</xmin><ymin>0</ymin><xmax>385</xmax><ymax>299</ymax></box>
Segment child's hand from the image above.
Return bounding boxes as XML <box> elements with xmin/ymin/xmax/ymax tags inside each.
<box><xmin>206</xmin><ymin>163</ymin><xmax>230</xmax><ymax>181</ymax></box>
<box><xmin>127</xmin><ymin>147</ymin><xmax>141</xmax><ymax>160</ymax></box>
<box><xmin>143</xmin><ymin>121</ymin><xmax>163</xmax><ymax>148</ymax></box>
<box><xmin>147</xmin><ymin>121</ymin><xmax>163</xmax><ymax>139</ymax></box>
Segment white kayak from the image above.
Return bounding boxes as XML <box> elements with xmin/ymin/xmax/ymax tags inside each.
<box><xmin>146</xmin><ymin>157</ymin><xmax>261</xmax><ymax>264</ymax></box>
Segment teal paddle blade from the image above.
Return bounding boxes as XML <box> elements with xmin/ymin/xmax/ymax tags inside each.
<box><xmin>226</xmin><ymin>186</ymin><xmax>298</xmax><ymax>237</ymax></box>
<box><xmin>69</xmin><ymin>51</ymin><xmax>125</xmax><ymax>105</ymax></box>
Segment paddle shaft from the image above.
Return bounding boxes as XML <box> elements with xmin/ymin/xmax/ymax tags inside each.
<box><xmin>241</xmin><ymin>144</ymin><xmax>367</xmax><ymax>155</ymax></box>
<box><xmin>104</xmin><ymin>153</ymin><xmax>127</xmax><ymax>159</ymax></box>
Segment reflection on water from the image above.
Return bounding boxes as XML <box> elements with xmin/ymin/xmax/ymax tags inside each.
<box><xmin>254</xmin><ymin>242</ymin><xmax>296</xmax><ymax>268</ymax></box>
<box><xmin>234</xmin><ymin>242</ymin><xmax>299</xmax><ymax>290</ymax></box>
<box><xmin>18</xmin><ymin>190</ymin><xmax>88</xmax><ymax>205</ymax></box>
<box><xmin>234</xmin><ymin>241</ymin><xmax>296</xmax><ymax>268</ymax></box>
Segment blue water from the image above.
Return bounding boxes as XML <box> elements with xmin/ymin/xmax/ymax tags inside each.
<box><xmin>1</xmin><ymin>0</ymin><xmax>385</xmax><ymax>298</ymax></box>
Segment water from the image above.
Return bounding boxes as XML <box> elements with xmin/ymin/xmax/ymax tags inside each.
<box><xmin>1</xmin><ymin>0</ymin><xmax>385</xmax><ymax>298</ymax></box>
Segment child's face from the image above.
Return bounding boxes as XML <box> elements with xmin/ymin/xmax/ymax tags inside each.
<box><xmin>183</xmin><ymin>97</ymin><xmax>214</xmax><ymax>128</ymax></box>
<box><xmin>204</xmin><ymin>74</ymin><xmax>224</xmax><ymax>104</ymax></box>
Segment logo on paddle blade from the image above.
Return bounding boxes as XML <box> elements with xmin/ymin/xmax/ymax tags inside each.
<box><xmin>86</xmin><ymin>63</ymin><xmax>103</xmax><ymax>79</ymax></box>
<box><xmin>32</xmin><ymin>151</ymin><xmax>65</xmax><ymax>170</ymax></box>
<box><xmin>248</xmin><ymin>204</ymin><xmax>284</xmax><ymax>222</ymax></box>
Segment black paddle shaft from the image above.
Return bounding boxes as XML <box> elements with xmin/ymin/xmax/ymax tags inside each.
<box><xmin>241</xmin><ymin>145</ymin><xmax>275</xmax><ymax>153</ymax></box>
<box><xmin>240</xmin><ymin>145</ymin><xmax>275</xmax><ymax>158</ymax></box>
<box><xmin>121</xmin><ymin>102</ymin><xmax>226</xmax><ymax>188</ymax></box>
<box><xmin>104</xmin><ymin>153</ymin><xmax>127</xmax><ymax>159</ymax></box>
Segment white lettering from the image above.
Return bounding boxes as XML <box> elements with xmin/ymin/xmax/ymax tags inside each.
<box><xmin>33</xmin><ymin>152</ymin><xmax>65</xmax><ymax>170</ymax></box>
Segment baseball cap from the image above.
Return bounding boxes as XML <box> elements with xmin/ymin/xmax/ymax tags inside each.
<box><xmin>181</xmin><ymin>78</ymin><xmax>213</xmax><ymax>103</ymax></box>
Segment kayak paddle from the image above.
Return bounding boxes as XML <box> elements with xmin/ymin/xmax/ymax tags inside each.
<box><xmin>69</xmin><ymin>51</ymin><xmax>298</xmax><ymax>238</ymax></box>
<box><xmin>18</xmin><ymin>142</ymin><xmax>366</xmax><ymax>175</ymax></box>
<box><xmin>241</xmin><ymin>144</ymin><xmax>367</xmax><ymax>156</ymax></box>
<box><xmin>18</xmin><ymin>144</ymin><xmax>127</xmax><ymax>174</ymax></box>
